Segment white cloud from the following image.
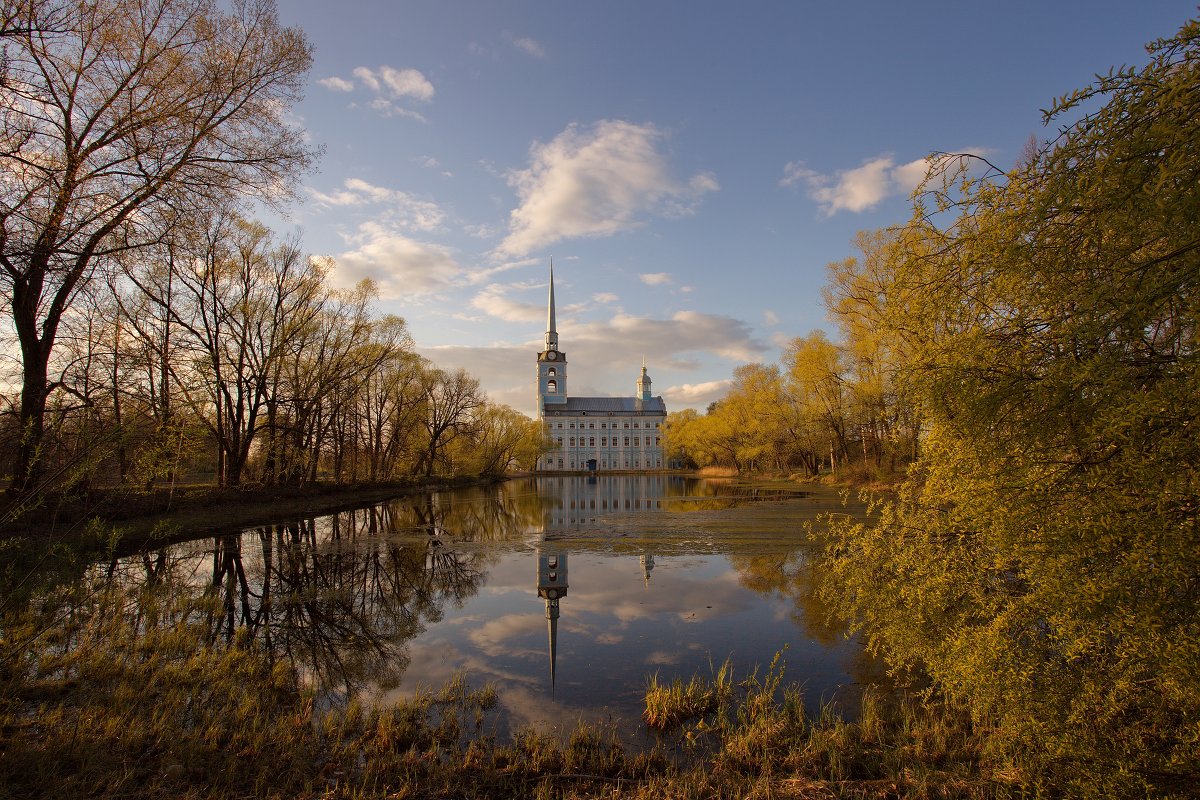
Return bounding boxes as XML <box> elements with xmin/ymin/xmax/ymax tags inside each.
<box><xmin>639</xmin><ymin>272</ymin><xmax>672</xmax><ymax>286</ymax></box>
<box><xmin>470</xmin><ymin>284</ymin><xmax>545</xmax><ymax>322</ymax></box>
<box><xmin>463</xmin><ymin>222</ymin><xmax>499</xmax><ymax>239</ymax></box>
<box><xmin>763</xmin><ymin>309</ymin><xmax>780</xmax><ymax>326</ymax></box>
<box><xmin>781</xmin><ymin>155</ymin><xmax>932</xmax><ymax>216</ymax></box>
<box><xmin>890</xmin><ymin>157</ymin><xmax>931</xmax><ymax>193</ymax></box>
<box><xmin>332</xmin><ymin>223</ymin><xmax>462</xmax><ymax>297</ymax></box>
<box><xmin>498</xmin><ymin>120</ymin><xmax>719</xmax><ymax>256</ymax></box>
<box><xmin>510</xmin><ymin>35</ymin><xmax>547</xmax><ymax>59</ymax></box>
<box><xmin>417</xmin><ymin>343</ymin><xmax>529</xmax><ymax>409</ymax></box>
<box><xmin>317</xmin><ymin>76</ymin><xmax>354</xmax><ymax>92</ymax></box>
<box><xmin>320</xmin><ymin>65</ymin><xmax>435</xmax><ymax>120</ymax></box>
<box><xmin>465</xmin><ymin>256</ymin><xmax>539</xmax><ymax>284</ymax></box>
<box><xmin>367</xmin><ymin>98</ymin><xmax>428</xmax><ymax>122</ymax></box>
<box><xmin>664</xmin><ymin>380</ymin><xmax>733</xmax><ymax>408</ymax></box>
<box><xmin>353</xmin><ymin>66</ymin><xmax>434</xmax><ymax>101</ymax></box>
<box><xmin>593</xmin><ymin>292</ymin><xmax>618</xmax><ymax>304</ymax></box>
<box><xmin>308</xmin><ymin>179</ymin><xmax>444</xmax><ymax>231</ymax></box>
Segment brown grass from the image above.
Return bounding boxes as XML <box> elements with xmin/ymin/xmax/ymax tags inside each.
<box><xmin>1</xmin><ymin>581</ymin><xmax>1031</xmax><ymax>799</ymax></box>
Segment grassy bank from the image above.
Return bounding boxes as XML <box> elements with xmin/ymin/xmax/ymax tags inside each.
<box><xmin>0</xmin><ymin>584</ymin><xmax>1025</xmax><ymax>800</ymax></box>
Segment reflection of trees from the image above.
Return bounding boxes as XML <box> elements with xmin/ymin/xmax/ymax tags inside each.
<box><xmin>204</xmin><ymin>518</ymin><xmax>494</xmax><ymax>696</ymax></box>
<box><xmin>101</xmin><ymin>484</ymin><xmax>546</xmax><ymax>699</ymax></box>
<box><xmin>728</xmin><ymin>549</ymin><xmax>889</xmax><ymax>691</ymax></box>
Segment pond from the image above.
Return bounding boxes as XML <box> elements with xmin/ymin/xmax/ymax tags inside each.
<box><xmin>105</xmin><ymin>475</ymin><xmax>876</xmax><ymax>743</ymax></box>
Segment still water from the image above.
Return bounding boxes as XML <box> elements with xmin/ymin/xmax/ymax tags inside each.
<box><xmin>123</xmin><ymin>475</ymin><xmax>872</xmax><ymax>740</ymax></box>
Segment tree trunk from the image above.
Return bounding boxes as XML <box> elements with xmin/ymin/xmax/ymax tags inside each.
<box><xmin>10</xmin><ymin>354</ymin><xmax>50</xmax><ymax>495</ymax></box>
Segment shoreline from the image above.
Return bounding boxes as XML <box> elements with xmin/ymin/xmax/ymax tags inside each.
<box><xmin>0</xmin><ymin>469</ymin><xmax>898</xmax><ymax>554</ymax></box>
<box><xmin>0</xmin><ymin>476</ymin><xmax>504</xmax><ymax>552</ymax></box>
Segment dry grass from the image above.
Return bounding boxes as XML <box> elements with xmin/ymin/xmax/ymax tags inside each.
<box><xmin>1</xmin><ymin>582</ymin><xmax>1035</xmax><ymax>799</ymax></box>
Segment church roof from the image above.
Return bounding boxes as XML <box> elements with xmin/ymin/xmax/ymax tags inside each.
<box><xmin>546</xmin><ymin>396</ymin><xmax>666</xmax><ymax>414</ymax></box>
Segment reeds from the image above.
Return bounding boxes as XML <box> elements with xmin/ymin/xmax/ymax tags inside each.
<box><xmin>643</xmin><ymin>658</ymin><xmax>733</xmax><ymax>731</ymax></box>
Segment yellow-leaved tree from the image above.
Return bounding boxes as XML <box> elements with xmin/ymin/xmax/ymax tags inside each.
<box><xmin>820</xmin><ymin>17</ymin><xmax>1200</xmax><ymax>794</ymax></box>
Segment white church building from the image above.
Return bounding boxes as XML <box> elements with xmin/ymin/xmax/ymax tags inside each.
<box><xmin>536</xmin><ymin>268</ymin><xmax>667</xmax><ymax>472</ymax></box>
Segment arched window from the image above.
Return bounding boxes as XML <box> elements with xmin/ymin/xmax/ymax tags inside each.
<box><xmin>548</xmin><ymin>367</ymin><xmax>556</xmax><ymax>376</ymax></box>
<box><xmin>547</xmin><ymin>379</ymin><xmax>557</xmax><ymax>393</ymax></box>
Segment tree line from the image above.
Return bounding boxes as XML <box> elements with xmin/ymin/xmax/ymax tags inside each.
<box><xmin>663</xmin><ymin>232</ymin><xmax>919</xmax><ymax>481</ymax></box>
<box><xmin>0</xmin><ymin>0</ymin><xmax>543</xmax><ymax>496</ymax></box>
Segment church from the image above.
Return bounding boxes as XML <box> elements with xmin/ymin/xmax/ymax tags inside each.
<box><xmin>536</xmin><ymin>267</ymin><xmax>667</xmax><ymax>472</ymax></box>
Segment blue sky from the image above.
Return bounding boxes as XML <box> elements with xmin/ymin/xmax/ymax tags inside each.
<box><xmin>269</xmin><ymin>1</ymin><xmax>1193</xmax><ymax>416</ymax></box>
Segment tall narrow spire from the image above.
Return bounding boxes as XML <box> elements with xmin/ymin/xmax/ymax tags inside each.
<box><xmin>546</xmin><ymin>599</ymin><xmax>559</xmax><ymax>692</ymax></box>
<box><xmin>545</xmin><ymin>259</ymin><xmax>558</xmax><ymax>351</ymax></box>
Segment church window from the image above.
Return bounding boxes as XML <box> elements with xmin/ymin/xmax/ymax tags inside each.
<box><xmin>655</xmin><ymin>437</ymin><xmax>660</xmax><ymax>445</ymax></box>
<box><xmin>557</xmin><ymin>459</ymin><xmax>563</xmax><ymax>468</ymax></box>
<box><xmin>589</xmin><ymin>422</ymin><xmax>595</xmax><ymax>428</ymax></box>
<box><xmin>589</xmin><ymin>437</ymin><xmax>595</xmax><ymax>446</ymax></box>
<box><xmin>569</xmin><ymin>437</ymin><xmax>575</xmax><ymax>446</ymax></box>
<box><xmin>569</xmin><ymin>423</ymin><xmax>575</xmax><ymax>429</ymax></box>
<box><xmin>601</xmin><ymin>437</ymin><xmax>607</xmax><ymax>446</ymax></box>
<box><xmin>548</xmin><ymin>367</ymin><xmax>556</xmax><ymax>376</ymax></box>
<box><xmin>624</xmin><ymin>437</ymin><xmax>629</xmax><ymax>447</ymax></box>
<box><xmin>547</xmin><ymin>379</ymin><xmax>557</xmax><ymax>393</ymax></box>
<box><xmin>634</xmin><ymin>437</ymin><xmax>640</xmax><ymax>446</ymax></box>
<box><xmin>624</xmin><ymin>422</ymin><xmax>629</xmax><ymax>428</ymax></box>
<box><xmin>556</xmin><ymin>437</ymin><xmax>562</xmax><ymax>446</ymax></box>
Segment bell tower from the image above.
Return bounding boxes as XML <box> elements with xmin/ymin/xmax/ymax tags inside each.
<box><xmin>537</xmin><ymin>262</ymin><xmax>567</xmax><ymax>412</ymax></box>
<box><xmin>637</xmin><ymin>356</ymin><xmax>652</xmax><ymax>403</ymax></box>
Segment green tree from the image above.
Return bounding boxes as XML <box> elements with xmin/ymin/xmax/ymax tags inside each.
<box><xmin>821</xmin><ymin>19</ymin><xmax>1200</xmax><ymax>793</ymax></box>
<box><xmin>782</xmin><ymin>331</ymin><xmax>847</xmax><ymax>476</ymax></box>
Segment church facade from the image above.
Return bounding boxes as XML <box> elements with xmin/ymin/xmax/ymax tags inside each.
<box><xmin>536</xmin><ymin>268</ymin><xmax>667</xmax><ymax>472</ymax></box>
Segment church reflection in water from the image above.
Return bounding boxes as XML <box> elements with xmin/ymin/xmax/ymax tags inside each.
<box><xmin>534</xmin><ymin>476</ymin><xmax>665</xmax><ymax>691</ymax></box>
<box><xmin>536</xmin><ymin>549</ymin><xmax>568</xmax><ymax>691</ymax></box>
<box><xmin>537</xmin><ymin>474</ymin><xmax>671</xmax><ymax>527</ymax></box>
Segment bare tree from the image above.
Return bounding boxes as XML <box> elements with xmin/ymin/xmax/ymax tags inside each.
<box><xmin>415</xmin><ymin>368</ymin><xmax>484</xmax><ymax>478</ymax></box>
<box><xmin>0</xmin><ymin>0</ymin><xmax>314</xmax><ymax>494</ymax></box>
<box><xmin>167</xmin><ymin>214</ymin><xmax>323</xmax><ymax>487</ymax></box>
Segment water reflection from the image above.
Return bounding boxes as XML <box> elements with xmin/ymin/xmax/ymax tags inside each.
<box><xmin>535</xmin><ymin>474</ymin><xmax>808</xmax><ymax>527</ymax></box>
<box><xmin>535</xmin><ymin>549</ymin><xmax>568</xmax><ymax>692</ymax></box>
<box><xmin>93</xmin><ymin>477</ymin><xmax>869</xmax><ymax>735</ymax></box>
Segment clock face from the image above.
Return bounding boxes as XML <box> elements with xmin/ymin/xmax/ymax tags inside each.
<box><xmin>547</xmin><ymin>351</ymin><xmax>557</xmax><ymax>360</ymax></box>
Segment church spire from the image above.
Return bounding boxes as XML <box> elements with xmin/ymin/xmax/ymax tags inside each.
<box><xmin>545</xmin><ymin>259</ymin><xmax>558</xmax><ymax>351</ymax></box>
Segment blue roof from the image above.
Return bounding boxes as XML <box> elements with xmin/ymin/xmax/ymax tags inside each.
<box><xmin>544</xmin><ymin>396</ymin><xmax>666</xmax><ymax>414</ymax></box>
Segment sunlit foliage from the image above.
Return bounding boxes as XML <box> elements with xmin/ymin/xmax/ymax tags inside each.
<box><xmin>821</xmin><ymin>18</ymin><xmax>1200</xmax><ymax>794</ymax></box>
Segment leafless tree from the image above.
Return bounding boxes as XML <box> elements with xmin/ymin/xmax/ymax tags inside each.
<box><xmin>0</xmin><ymin>0</ymin><xmax>315</xmax><ymax>494</ymax></box>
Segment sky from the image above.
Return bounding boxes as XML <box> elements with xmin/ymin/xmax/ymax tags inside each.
<box><xmin>267</xmin><ymin>0</ymin><xmax>1194</xmax><ymax>417</ymax></box>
